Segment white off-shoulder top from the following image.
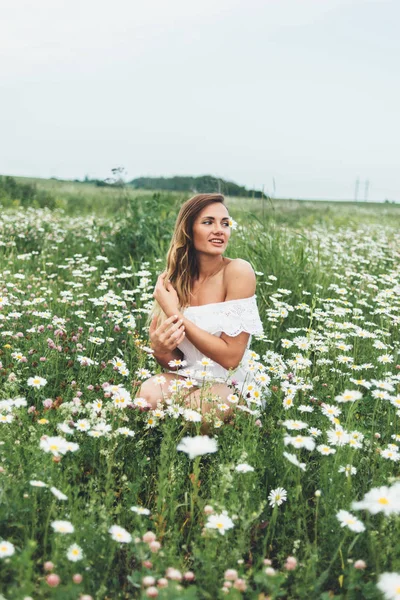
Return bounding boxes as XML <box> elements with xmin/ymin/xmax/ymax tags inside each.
<box><xmin>167</xmin><ymin>295</ymin><xmax>264</xmax><ymax>394</ymax></box>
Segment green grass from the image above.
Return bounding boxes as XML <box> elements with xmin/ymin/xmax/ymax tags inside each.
<box><xmin>0</xmin><ymin>188</ymin><xmax>399</xmax><ymax>599</ymax></box>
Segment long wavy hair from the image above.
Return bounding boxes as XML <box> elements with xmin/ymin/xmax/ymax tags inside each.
<box><xmin>147</xmin><ymin>193</ymin><xmax>226</xmax><ymax>328</ymax></box>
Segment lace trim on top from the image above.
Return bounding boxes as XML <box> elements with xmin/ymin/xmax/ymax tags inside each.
<box><xmin>183</xmin><ymin>294</ymin><xmax>264</xmax><ymax>337</ymax></box>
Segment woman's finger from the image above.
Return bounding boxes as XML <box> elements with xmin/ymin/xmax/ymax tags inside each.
<box><xmin>161</xmin><ymin>315</ymin><xmax>179</xmax><ymax>332</ymax></box>
<box><xmin>166</xmin><ymin>320</ymin><xmax>183</xmax><ymax>337</ymax></box>
<box><xmin>176</xmin><ymin>329</ymin><xmax>186</xmax><ymax>343</ymax></box>
<box><xmin>149</xmin><ymin>315</ymin><xmax>158</xmax><ymax>332</ymax></box>
<box><xmin>172</xmin><ymin>325</ymin><xmax>184</xmax><ymax>339</ymax></box>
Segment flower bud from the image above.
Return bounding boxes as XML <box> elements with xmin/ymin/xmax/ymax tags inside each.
<box><xmin>284</xmin><ymin>556</ymin><xmax>297</xmax><ymax>571</ymax></box>
<box><xmin>224</xmin><ymin>569</ymin><xmax>238</xmax><ymax>581</ymax></box>
<box><xmin>149</xmin><ymin>540</ymin><xmax>161</xmax><ymax>553</ymax></box>
<box><xmin>146</xmin><ymin>587</ymin><xmax>159</xmax><ymax>597</ymax></box>
<box><xmin>46</xmin><ymin>574</ymin><xmax>60</xmax><ymax>587</ymax></box>
<box><xmin>233</xmin><ymin>578</ymin><xmax>247</xmax><ymax>592</ymax></box>
<box><xmin>142</xmin><ymin>531</ymin><xmax>156</xmax><ymax>543</ymax></box>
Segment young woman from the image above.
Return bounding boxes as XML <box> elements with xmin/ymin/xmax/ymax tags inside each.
<box><xmin>137</xmin><ymin>193</ymin><xmax>264</xmax><ymax>414</ymax></box>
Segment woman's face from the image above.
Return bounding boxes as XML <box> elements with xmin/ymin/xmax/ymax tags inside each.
<box><xmin>192</xmin><ymin>203</ymin><xmax>232</xmax><ymax>256</ymax></box>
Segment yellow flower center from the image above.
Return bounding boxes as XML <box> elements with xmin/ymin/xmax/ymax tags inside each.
<box><xmin>378</xmin><ymin>497</ymin><xmax>389</xmax><ymax>505</ymax></box>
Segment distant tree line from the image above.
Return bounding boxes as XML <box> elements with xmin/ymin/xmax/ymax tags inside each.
<box><xmin>79</xmin><ymin>174</ymin><xmax>264</xmax><ymax>197</ymax></box>
<box><xmin>0</xmin><ymin>176</ymin><xmax>56</xmax><ymax>208</ymax></box>
<box><xmin>129</xmin><ymin>175</ymin><xmax>264</xmax><ymax>197</ymax></box>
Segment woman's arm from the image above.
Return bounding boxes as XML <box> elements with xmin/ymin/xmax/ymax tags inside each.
<box><xmin>149</xmin><ymin>314</ymin><xmax>185</xmax><ymax>370</ymax></box>
<box><xmin>152</xmin><ymin>347</ymin><xmax>184</xmax><ymax>370</ymax></box>
<box><xmin>177</xmin><ymin>260</ymin><xmax>256</xmax><ymax>371</ymax></box>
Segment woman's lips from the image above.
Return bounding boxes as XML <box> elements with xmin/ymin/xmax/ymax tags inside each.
<box><xmin>209</xmin><ymin>239</ymin><xmax>224</xmax><ymax>246</ymax></box>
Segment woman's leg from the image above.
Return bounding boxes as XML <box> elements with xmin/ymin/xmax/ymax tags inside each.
<box><xmin>136</xmin><ymin>373</ymin><xmax>195</xmax><ymax>409</ymax></box>
<box><xmin>181</xmin><ymin>382</ymin><xmax>242</xmax><ymax>422</ymax></box>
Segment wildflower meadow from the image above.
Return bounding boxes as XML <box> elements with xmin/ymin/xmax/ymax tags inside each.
<box><xmin>1</xmin><ymin>188</ymin><xmax>400</xmax><ymax>599</ymax></box>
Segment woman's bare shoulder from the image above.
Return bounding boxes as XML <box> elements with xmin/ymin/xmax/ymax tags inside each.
<box><xmin>223</xmin><ymin>258</ymin><xmax>256</xmax><ymax>299</ymax></box>
<box><xmin>224</xmin><ymin>257</ymin><xmax>255</xmax><ymax>276</ymax></box>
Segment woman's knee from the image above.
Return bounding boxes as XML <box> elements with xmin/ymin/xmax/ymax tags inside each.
<box><xmin>182</xmin><ymin>383</ymin><xmax>236</xmax><ymax>419</ymax></box>
<box><xmin>136</xmin><ymin>373</ymin><xmax>186</xmax><ymax>408</ymax></box>
<box><xmin>136</xmin><ymin>377</ymin><xmax>163</xmax><ymax>408</ymax></box>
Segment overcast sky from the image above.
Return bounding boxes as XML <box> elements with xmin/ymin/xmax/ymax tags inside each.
<box><xmin>1</xmin><ymin>0</ymin><xmax>399</xmax><ymax>201</ymax></box>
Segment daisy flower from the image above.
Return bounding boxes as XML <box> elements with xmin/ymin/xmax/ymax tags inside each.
<box><xmin>321</xmin><ymin>404</ymin><xmax>341</xmax><ymax>418</ymax></box>
<box><xmin>317</xmin><ymin>445</ymin><xmax>336</xmax><ymax>455</ymax></box>
<box><xmin>167</xmin><ymin>359</ymin><xmax>187</xmax><ymax>368</ymax></box>
<box><xmin>335</xmin><ymin>390</ymin><xmax>363</xmax><ymax>403</ymax></box>
<box><xmin>75</xmin><ymin>419</ymin><xmax>91</xmax><ymax>432</ymax></box>
<box><xmin>227</xmin><ymin>394</ymin><xmax>239</xmax><ymax>404</ymax></box>
<box><xmin>131</xmin><ymin>506</ymin><xmax>151</xmax><ymax>515</ymax></box>
<box><xmin>133</xmin><ymin>397</ymin><xmax>150</xmax><ymax>408</ymax></box>
<box><xmin>51</xmin><ymin>520</ymin><xmax>74</xmax><ymax>534</ymax></box>
<box><xmin>205</xmin><ymin>512</ymin><xmax>234</xmax><ymax>535</ymax></box>
<box><xmin>381</xmin><ymin>448</ymin><xmax>400</xmax><ymax>462</ymax></box>
<box><xmin>235</xmin><ymin>463</ymin><xmax>254</xmax><ymax>473</ymax></box>
<box><xmin>177</xmin><ymin>435</ymin><xmax>218</xmax><ymax>459</ymax></box>
<box><xmin>0</xmin><ymin>540</ymin><xmax>15</xmax><ymax>558</ymax></box>
<box><xmin>377</xmin><ymin>354</ymin><xmax>394</xmax><ymax>364</ymax></box>
<box><xmin>109</xmin><ymin>525</ymin><xmax>132</xmax><ymax>543</ymax></box>
<box><xmin>377</xmin><ymin>572</ymin><xmax>400</xmax><ymax>600</ymax></box>
<box><xmin>40</xmin><ymin>436</ymin><xmax>69</xmax><ymax>457</ymax></box>
<box><xmin>283</xmin><ymin>397</ymin><xmax>295</xmax><ymax>410</ymax></box>
<box><xmin>352</xmin><ymin>483</ymin><xmax>400</xmax><ymax>516</ymax></box>
<box><xmin>136</xmin><ymin>368</ymin><xmax>152</xmax><ymax>379</ymax></box>
<box><xmin>284</xmin><ymin>435</ymin><xmax>315</xmax><ymax>451</ymax></box>
<box><xmin>268</xmin><ymin>487</ymin><xmax>287</xmax><ymax>507</ymax></box>
<box><xmin>27</xmin><ymin>376</ymin><xmax>47</xmax><ymax>388</ymax></box>
<box><xmin>228</xmin><ymin>217</ymin><xmax>238</xmax><ymax>230</ymax></box>
<box><xmin>282</xmin><ymin>420</ymin><xmax>309</xmax><ymax>431</ymax></box>
<box><xmin>67</xmin><ymin>543</ymin><xmax>84</xmax><ymax>562</ymax></box>
<box><xmin>0</xmin><ymin>414</ymin><xmax>13</xmax><ymax>424</ymax></box>
<box><xmin>197</xmin><ymin>357</ymin><xmax>215</xmax><ymax>367</ymax></box>
<box><xmin>327</xmin><ymin>427</ymin><xmax>350</xmax><ymax>446</ymax></box>
<box><xmin>116</xmin><ymin>427</ymin><xmax>135</xmax><ymax>437</ymax></box>
<box><xmin>182</xmin><ymin>378</ymin><xmax>198</xmax><ymax>389</ymax></box>
<box><xmin>308</xmin><ymin>427</ymin><xmax>322</xmax><ymax>437</ymax></box>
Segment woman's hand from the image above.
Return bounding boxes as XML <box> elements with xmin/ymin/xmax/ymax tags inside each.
<box><xmin>149</xmin><ymin>314</ymin><xmax>185</xmax><ymax>356</ymax></box>
<box><xmin>153</xmin><ymin>272</ymin><xmax>180</xmax><ymax>317</ymax></box>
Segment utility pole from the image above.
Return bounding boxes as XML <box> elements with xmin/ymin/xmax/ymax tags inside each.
<box><xmin>364</xmin><ymin>180</ymin><xmax>369</xmax><ymax>202</ymax></box>
<box><xmin>354</xmin><ymin>177</ymin><xmax>360</xmax><ymax>201</ymax></box>
<box><xmin>272</xmin><ymin>177</ymin><xmax>276</xmax><ymax>198</ymax></box>
<box><xmin>261</xmin><ymin>184</ymin><xmax>265</xmax><ymax>221</ymax></box>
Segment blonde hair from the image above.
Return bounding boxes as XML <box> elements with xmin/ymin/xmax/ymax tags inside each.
<box><xmin>147</xmin><ymin>193</ymin><xmax>226</xmax><ymax>329</ymax></box>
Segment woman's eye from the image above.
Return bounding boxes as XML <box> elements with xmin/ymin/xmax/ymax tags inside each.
<box><xmin>202</xmin><ymin>221</ymin><xmax>230</xmax><ymax>226</ymax></box>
